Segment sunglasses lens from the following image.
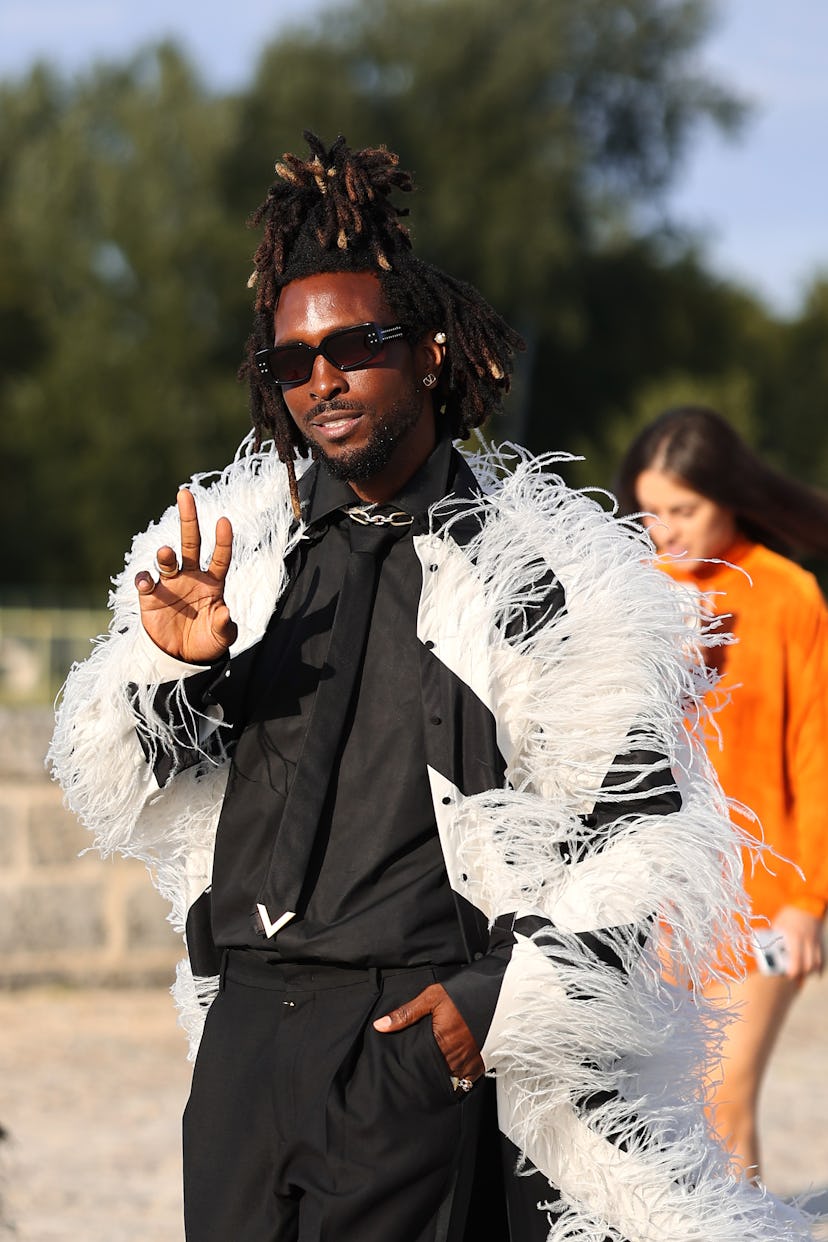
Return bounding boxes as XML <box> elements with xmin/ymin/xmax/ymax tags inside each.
<box><xmin>271</xmin><ymin>345</ymin><xmax>314</xmax><ymax>385</ymax></box>
<box><xmin>326</xmin><ymin>326</ymin><xmax>378</xmax><ymax>371</ymax></box>
<box><xmin>265</xmin><ymin>325</ymin><xmax>400</xmax><ymax>385</ymax></box>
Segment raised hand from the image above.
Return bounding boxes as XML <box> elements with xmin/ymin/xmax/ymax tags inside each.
<box><xmin>134</xmin><ymin>489</ymin><xmax>237</xmax><ymax>664</ymax></box>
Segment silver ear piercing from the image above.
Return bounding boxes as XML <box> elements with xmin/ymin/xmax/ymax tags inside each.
<box><xmin>433</xmin><ymin>331</ymin><xmax>447</xmax><ymax>344</ymax></box>
<box><xmin>423</xmin><ymin>373</ymin><xmax>438</xmax><ymax>388</ymax></box>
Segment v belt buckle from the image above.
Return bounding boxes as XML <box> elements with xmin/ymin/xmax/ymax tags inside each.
<box><xmin>344</xmin><ymin>505</ymin><xmax>413</xmax><ymax>527</ymax></box>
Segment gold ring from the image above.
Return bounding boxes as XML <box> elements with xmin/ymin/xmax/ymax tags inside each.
<box><xmin>157</xmin><ymin>563</ymin><xmax>179</xmax><ymax>579</ymax></box>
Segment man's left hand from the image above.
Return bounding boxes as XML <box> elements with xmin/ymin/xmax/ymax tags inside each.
<box><xmin>373</xmin><ymin>982</ymin><xmax>485</xmax><ymax>1084</ymax></box>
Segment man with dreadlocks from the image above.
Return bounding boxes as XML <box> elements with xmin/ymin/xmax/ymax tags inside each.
<box><xmin>50</xmin><ymin>133</ymin><xmax>816</xmax><ymax>1242</ymax></box>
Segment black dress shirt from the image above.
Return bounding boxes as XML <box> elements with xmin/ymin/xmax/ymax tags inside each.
<box><xmin>209</xmin><ymin>434</ymin><xmax>470</xmax><ymax>966</ymax></box>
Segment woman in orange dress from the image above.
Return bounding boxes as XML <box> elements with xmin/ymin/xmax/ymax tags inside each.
<box><xmin>616</xmin><ymin>405</ymin><xmax>828</xmax><ymax>1182</ymax></box>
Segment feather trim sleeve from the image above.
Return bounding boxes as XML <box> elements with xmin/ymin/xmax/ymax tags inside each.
<box><xmin>48</xmin><ymin>443</ymin><xmax>297</xmax><ymax>853</ymax></box>
<box><xmin>430</xmin><ymin>445</ymin><xmax>818</xmax><ymax>1239</ymax></box>
<box><xmin>47</xmin><ymin>442</ymin><xmax>300</xmax><ymax>1049</ymax></box>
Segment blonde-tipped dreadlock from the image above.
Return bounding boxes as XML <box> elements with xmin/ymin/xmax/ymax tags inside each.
<box><xmin>238</xmin><ymin>132</ymin><xmax>524</xmax><ymax>514</ymax></box>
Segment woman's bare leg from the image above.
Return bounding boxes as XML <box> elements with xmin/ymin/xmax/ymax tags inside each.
<box><xmin>703</xmin><ymin>972</ymin><xmax>799</xmax><ymax>1181</ymax></box>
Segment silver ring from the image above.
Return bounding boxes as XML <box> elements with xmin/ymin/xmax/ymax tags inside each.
<box><xmin>157</xmin><ymin>562</ymin><xmax>179</xmax><ymax>579</ymax></box>
<box><xmin>451</xmin><ymin>1076</ymin><xmax>474</xmax><ymax>1094</ymax></box>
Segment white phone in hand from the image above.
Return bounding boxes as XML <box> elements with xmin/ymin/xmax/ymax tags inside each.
<box><xmin>752</xmin><ymin>927</ymin><xmax>789</xmax><ymax>975</ymax></box>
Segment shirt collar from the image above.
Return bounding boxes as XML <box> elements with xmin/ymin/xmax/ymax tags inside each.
<box><xmin>304</xmin><ymin>430</ymin><xmax>455</xmax><ymax>528</ymax></box>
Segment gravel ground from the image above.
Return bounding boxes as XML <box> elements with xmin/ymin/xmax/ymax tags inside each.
<box><xmin>1</xmin><ymin>976</ymin><xmax>827</xmax><ymax>1241</ymax></box>
<box><xmin>0</xmin><ymin>986</ymin><xmax>190</xmax><ymax>1242</ymax></box>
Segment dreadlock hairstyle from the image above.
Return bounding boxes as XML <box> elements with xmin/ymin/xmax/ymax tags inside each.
<box><xmin>615</xmin><ymin>405</ymin><xmax>828</xmax><ymax>560</ymax></box>
<box><xmin>239</xmin><ymin>131</ymin><xmax>524</xmax><ymax>516</ymax></box>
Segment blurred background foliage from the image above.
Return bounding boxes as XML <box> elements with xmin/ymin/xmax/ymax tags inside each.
<box><xmin>2</xmin><ymin>0</ymin><xmax>827</xmax><ymax>600</ymax></box>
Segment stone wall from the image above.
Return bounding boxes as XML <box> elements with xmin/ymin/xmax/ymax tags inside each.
<box><xmin>0</xmin><ymin>707</ymin><xmax>181</xmax><ymax>986</ymax></box>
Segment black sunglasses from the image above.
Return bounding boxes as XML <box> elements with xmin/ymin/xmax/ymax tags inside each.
<box><xmin>254</xmin><ymin>322</ymin><xmax>407</xmax><ymax>387</ymax></box>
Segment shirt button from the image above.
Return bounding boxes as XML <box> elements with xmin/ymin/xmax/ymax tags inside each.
<box><xmin>441</xmin><ymin>795</ymin><xmax>451</xmax><ymax>805</ymax></box>
<box><xmin>424</xmin><ymin>640</ymin><xmax>434</xmax><ymax>650</ymax></box>
<box><xmin>430</xmin><ymin>715</ymin><xmax>442</xmax><ymax>725</ymax></box>
<box><xmin>473</xmin><ymin>951</ymin><xmax>484</xmax><ymax>961</ymax></box>
<box><xmin>429</xmin><ymin>563</ymin><xmax>439</xmax><ymax>572</ymax></box>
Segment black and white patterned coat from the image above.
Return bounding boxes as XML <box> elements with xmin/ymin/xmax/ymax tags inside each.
<box><xmin>50</xmin><ymin>440</ymin><xmax>815</xmax><ymax>1240</ymax></box>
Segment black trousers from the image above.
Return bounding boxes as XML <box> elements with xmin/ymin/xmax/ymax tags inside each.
<box><xmin>183</xmin><ymin>953</ymin><xmax>489</xmax><ymax>1242</ymax></box>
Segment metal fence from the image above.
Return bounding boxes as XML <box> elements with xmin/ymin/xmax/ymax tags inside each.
<box><xmin>0</xmin><ymin>608</ymin><xmax>109</xmax><ymax>705</ymax></box>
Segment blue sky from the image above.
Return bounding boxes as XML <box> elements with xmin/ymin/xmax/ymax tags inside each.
<box><xmin>666</xmin><ymin>0</ymin><xmax>828</xmax><ymax>314</ymax></box>
<box><xmin>1</xmin><ymin>0</ymin><xmax>825</xmax><ymax>316</ymax></box>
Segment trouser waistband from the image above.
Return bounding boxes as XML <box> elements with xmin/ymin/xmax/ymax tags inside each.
<box><xmin>221</xmin><ymin>948</ymin><xmax>462</xmax><ymax>992</ymax></box>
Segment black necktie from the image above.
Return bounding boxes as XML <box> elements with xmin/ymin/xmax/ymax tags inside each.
<box><xmin>253</xmin><ymin>512</ymin><xmax>406</xmax><ymax>938</ymax></box>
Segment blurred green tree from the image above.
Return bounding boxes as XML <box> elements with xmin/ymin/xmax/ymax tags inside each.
<box><xmin>757</xmin><ymin>277</ymin><xmax>828</xmax><ymax>485</ymax></box>
<box><xmin>0</xmin><ymin>46</ymin><xmax>244</xmax><ymax>595</ymax></box>
<box><xmin>224</xmin><ymin>0</ymin><xmax>747</xmax><ymax>450</ymax></box>
<box><xmin>3</xmin><ymin>1</ymin><xmax>827</xmax><ymax>597</ymax></box>
<box><xmin>582</xmin><ymin>273</ymin><xmax>828</xmax><ymax>500</ymax></box>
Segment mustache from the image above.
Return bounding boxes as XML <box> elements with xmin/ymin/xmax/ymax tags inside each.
<box><xmin>306</xmin><ymin>400</ymin><xmax>363</xmax><ymax>420</ymax></box>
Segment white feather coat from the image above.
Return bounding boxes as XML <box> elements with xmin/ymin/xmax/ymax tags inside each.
<box><xmin>49</xmin><ymin>438</ymin><xmax>818</xmax><ymax>1239</ymax></box>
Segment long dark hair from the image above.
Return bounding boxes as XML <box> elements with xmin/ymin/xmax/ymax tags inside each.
<box><xmin>615</xmin><ymin>405</ymin><xmax>828</xmax><ymax>558</ymax></box>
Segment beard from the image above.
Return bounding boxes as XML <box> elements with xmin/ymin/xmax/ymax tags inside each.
<box><xmin>306</xmin><ymin>390</ymin><xmax>425</xmax><ymax>483</ymax></box>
